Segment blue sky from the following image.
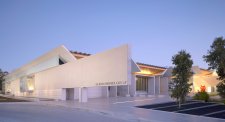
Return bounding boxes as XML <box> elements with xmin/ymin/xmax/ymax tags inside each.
<box><xmin>0</xmin><ymin>0</ymin><xmax>225</xmax><ymax>72</ymax></box>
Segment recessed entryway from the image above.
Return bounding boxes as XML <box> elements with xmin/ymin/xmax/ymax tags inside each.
<box><xmin>66</xmin><ymin>88</ymin><xmax>74</xmax><ymax>100</ymax></box>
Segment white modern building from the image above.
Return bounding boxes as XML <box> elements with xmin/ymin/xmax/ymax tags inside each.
<box><xmin>4</xmin><ymin>45</ymin><xmax>170</xmax><ymax>102</ymax></box>
<box><xmin>3</xmin><ymin>45</ymin><xmax>220</xmax><ymax>102</ymax></box>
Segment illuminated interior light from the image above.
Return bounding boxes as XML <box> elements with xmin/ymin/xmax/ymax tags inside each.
<box><xmin>28</xmin><ymin>86</ymin><xmax>34</xmax><ymax>91</ymax></box>
<box><xmin>207</xmin><ymin>86</ymin><xmax>211</xmax><ymax>93</ymax></box>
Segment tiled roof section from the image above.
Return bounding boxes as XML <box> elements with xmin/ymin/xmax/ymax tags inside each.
<box><xmin>136</xmin><ymin>62</ymin><xmax>167</xmax><ymax>70</ymax></box>
<box><xmin>200</xmin><ymin>68</ymin><xmax>210</xmax><ymax>71</ymax></box>
<box><xmin>70</xmin><ymin>51</ymin><xmax>91</xmax><ymax>56</ymax></box>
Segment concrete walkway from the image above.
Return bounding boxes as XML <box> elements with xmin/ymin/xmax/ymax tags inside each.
<box><xmin>34</xmin><ymin>95</ymin><xmax>225</xmax><ymax>122</ymax></box>
<box><xmin>1</xmin><ymin>95</ymin><xmax>225</xmax><ymax>122</ymax></box>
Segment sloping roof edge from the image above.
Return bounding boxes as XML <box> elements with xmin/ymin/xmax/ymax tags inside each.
<box><xmin>6</xmin><ymin>45</ymin><xmax>76</xmax><ymax>79</ymax></box>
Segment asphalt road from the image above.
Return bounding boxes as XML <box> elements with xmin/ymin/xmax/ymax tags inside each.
<box><xmin>0</xmin><ymin>103</ymin><xmax>128</xmax><ymax>122</ymax></box>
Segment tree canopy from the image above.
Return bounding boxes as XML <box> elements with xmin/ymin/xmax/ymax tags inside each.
<box><xmin>171</xmin><ymin>50</ymin><xmax>193</xmax><ymax>108</ymax></box>
<box><xmin>203</xmin><ymin>37</ymin><xmax>225</xmax><ymax>98</ymax></box>
<box><xmin>0</xmin><ymin>69</ymin><xmax>8</xmax><ymax>91</ymax></box>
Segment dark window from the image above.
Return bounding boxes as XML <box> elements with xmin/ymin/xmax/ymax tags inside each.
<box><xmin>59</xmin><ymin>58</ymin><xmax>65</xmax><ymax>65</ymax></box>
<box><xmin>136</xmin><ymin>76</ymin><xmax>148</xmax><ymax>92</ymax></box>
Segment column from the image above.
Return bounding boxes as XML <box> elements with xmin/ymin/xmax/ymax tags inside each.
<box><xmin>116</xmin><ymin>86</ymin><xmax>118</xmax><ymax>97</ymax></box>
<box><xmin>79</xmin><ymin>87</ymin><xmax>88</xmax><ymax>102</ymax></box>
<box><xmin>159</xmin><ymin>76</ymin><xmax>161</xmax><ymax>94</ymax></box>
<box><xmin>126</xmin><ymin>85</ymin><xmax>130</xmax><ymax>97</ymax></box>
<box><xmin>61</xmin><ymin>88</ymin><xmax>66</xmax><ymax>100</ymax></box>
<box><xmin>129</xmin><ymin>75</ymin><xmax>136</xmax><ymax>97</ymax></box>
<box><xmin>106</xmin><ymin>86</ymin><xmax>109</xmax><ymax>97</ymax></box>
<box><xmin>154</xmin><ymin>76</ymin><xmax>156</xmax><ymax>95</ymax></box>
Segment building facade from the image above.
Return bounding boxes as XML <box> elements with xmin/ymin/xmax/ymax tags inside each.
<box><xmin>4</xmin><ymin>45</ymin><xmax>220</xmax><ymax>102</ymax></box>
<box><xmin>191</xmin><ymin>66</ymin><xmax>219</xmax><ymax>93</ymax></box>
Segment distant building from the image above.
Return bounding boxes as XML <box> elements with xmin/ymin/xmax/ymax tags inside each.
<box><xmin>191</xmin><ymin>66</ymin><xmax>219</xmax><ymax>93</ymax></box>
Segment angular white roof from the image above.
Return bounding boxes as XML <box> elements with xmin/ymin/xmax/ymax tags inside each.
<box><xmin>6</xmin><ymin>45</ymin><xmax>76</xmax><ymax>81</ymax></box>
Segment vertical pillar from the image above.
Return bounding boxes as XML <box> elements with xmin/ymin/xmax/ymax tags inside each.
<box><xmin>129</xmin><ymin>75</ymin><xmax>136</xmax><ymax>97</ymax></box>
<box><xmin>126</xmin><ymin>85</ymin><xmax>130</xmax><ymax>97</ymax></box>
<box><xmin>154</xmin><ymin>76</ymin><xmax>156</xmax><ymax>95</ymax></box>
<box><xmin>116</xmin><ymin>86</ymin><xmax>118</xmax><ymax>97</ymax></box>
<box><xmin>101</xmin><ymin>86</ymin><xmax>108</xmax><ymax>98</ymax></box>
<box><xmin>159</xmin><ymin>76</ymin><xmax>161</xmax><ymax>95</ymax></box>
<box><xmin>107</xmin><ymin>86</ymin><xmax>109</xmax><ymax>97</ymax></box>
<box><xmin>79</xmin><ymin>87</ymin><xmax>88</xmax><ymax>102</ymax></box>
<box><xmin>74</xmin><ymin>88</ymin><xmax>78</xmax><ymax>100</ymax></box>
<box><xmin>61</xmin><ymin>88</ymin><xmax>66</xmax><ymax>100</ymax></box>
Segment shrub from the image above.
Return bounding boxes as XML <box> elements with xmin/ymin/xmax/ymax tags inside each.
<box><xmin>193</xmin><ymin>91</ymin><xmax>209</xmax><ymax>102</ymax></box>
<box><xmin>200</xmin><ymin>85</ymin><xmax>206</xmax><ymax>92</ymax></box>
<box><xmin>217</xmin><ymin>82</ymin><xmax>225</xmax><ymax>98</ymax></box>
<box><xmin>222</xmin><ymin>100</ymin><xmax>225</xmax><ymax>104</ymax></box>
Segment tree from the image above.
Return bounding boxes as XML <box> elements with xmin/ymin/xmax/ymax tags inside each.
<box><xmin>203</xmin><ymin>37</ymin><xmax>225</xmax><ymax>98</ymax></box>
<box><xmin>0</xmin><ymin>69</ymin><xmax>8</xmax><ymax>91</ymax></box>
<box><xmin>171</xmin><ymin>50</ymin><xmax>193</xmax><ymax>108</ymax></box>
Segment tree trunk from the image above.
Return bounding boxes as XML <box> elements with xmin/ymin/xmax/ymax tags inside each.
<box><xmin>178</xmin><ymin>98</ymin><xmax>181</xmax><ymax>109</ymax></box>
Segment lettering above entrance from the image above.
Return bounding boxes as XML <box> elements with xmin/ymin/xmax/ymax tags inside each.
<box><xmin>96</xmin><ymin>81</ymin><xmax>127</xmax><ymax>86</ymax></box>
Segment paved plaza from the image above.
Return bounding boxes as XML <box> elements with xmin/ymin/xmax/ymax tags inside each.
<box><xmin>0</xmin><ymin>95</ymin><xmax>225</xmax><ymax>122</ymax></box>
<box><xmin>0</xmin><ymin>103</ymin><xmax>128</xmax><ymax>122</ymax></box>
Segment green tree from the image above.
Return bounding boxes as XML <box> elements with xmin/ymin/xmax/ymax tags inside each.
<box><xmin>171</xmin><ymin>50</ymin><xmax>193</xmax><ymax>108</ymax></box>
<box><xmin>203</xmin><ymin>37</ymin><xmax>225</xmax><ymax>98</ymax></box>
<box><xmin>0</xmin><ymin>69</ymin><xmax>8</xmax><ymax>91</ymax></box>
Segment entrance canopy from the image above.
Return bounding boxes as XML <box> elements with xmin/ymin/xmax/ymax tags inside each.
<box><xmin>134</xmin><ymin>62</ymin><xmax>167</xmax><ymax>76</ymax></box>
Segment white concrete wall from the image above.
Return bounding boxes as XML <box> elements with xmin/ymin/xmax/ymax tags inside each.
<box><xmin>87</xmin><ymin>86</ymin><xmax>103</xmax><ymax>98</ymax></box>
<box><xmin>7</xmin><ymin>56</ymin><xmax>61</xmax><ymax>97</ymax></box>
<box><xmin>7</xmin><ymin>45</ymin><xmax>133</xmax><ymax>100</ymax></box>
<box><xmin>101</xmin><ymin>86</ymin><xmax>108</xmax><ymax>97</ymax></box>
<box><xmin>148</xmin><ymin>77</ymin><xmax>155</xmax><ymax>94</ymax></box>
<box><xmin>155</xmin><ymin>76</ymin><xmax>160</xmax><ymax>95</ymax></box>
<box><xmin>27</xmin><ymin>57</ymin><xmax>59</xmax><ymax>75</ymax></box>
<box><xmin>34</xmin><ymin>45</ymin><xmax>129</xmax><ymax>89</ymax></box>
<box><xmin>34</xmin><ymin>89</ymin><xmax>62</xmax><ymax>99</ymax></box>
<box><xmin>6</xmin><ymin>45</ymin><xmax>76</xmax><ymax>82</ymax></box>
<box><xmin>9</xmin><ymin>79</ymin><xmax>20</xmax><ymax>96</ymax></box>
<box><xmin>74</xmin><ymin>88</ymin><xmax>79</xmax><ymax>99</ymax></box>
<box><xmin>129</xmin><ymin>75</ymin><xmax>136</xmax><ymax>97</ymax></box>
<box><xmin>160</xmin><ymin>77</ymin><xmax>169</xmax><ymax>95</ymax></box>
<box><xmin>7</xmin><ymin>57</ymin><xmax>58</xmax><ymax>82</ymax></box>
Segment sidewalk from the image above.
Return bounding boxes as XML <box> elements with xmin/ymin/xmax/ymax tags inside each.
<box><xmin>0</xmin><ymin>94</ymin><xmax>54</xmax><ymax>102</ymax></box>
<box><xmin>35</xmin><ymin>95</ymin><xmax>225</xmax><ymax>122</ymax></box>
<box><xmin>1</xmin><ymin>95</ymin><xmax>225</xmax><ymax>122</ymax></box>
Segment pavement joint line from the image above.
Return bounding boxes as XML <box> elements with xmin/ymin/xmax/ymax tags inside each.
<box><xmin>112</xmin><ymin>98</ymin><xmax>155</xmax><ymax>104</ymax></box>
<box><xmin>151</xmin><ymin>101</ymin><xmax>199</xmax><ymax>110</ymax></box>
<box><xmin>203</xmin><ymin>109</ymin><xmax>225</xmax><ymax>116</ymax></box>
<box><xmin>150</xmin><ymin>107</ymin><xmax>225</xmax><ymax>122</ymax></box>
<box><xmin>175</xmin><ymin>104</ymin><xmax>219</xmax><ymax>113</ymax></box>
<box><xmin>37</xmin><ymin>101</ymin><xmax>149</xmax><ymax>122</ymax></box>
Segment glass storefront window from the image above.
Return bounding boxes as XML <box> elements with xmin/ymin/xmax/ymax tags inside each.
<box><xmin>136</xmin><ymin>76</ymin><xmax>148</xmax><ymax>92</ymax></box>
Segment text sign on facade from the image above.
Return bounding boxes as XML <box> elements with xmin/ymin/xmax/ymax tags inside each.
<box><xmin>96</xmin><ymin>81</ymin><xmax>127</xmax><ymax>86</ymax></box>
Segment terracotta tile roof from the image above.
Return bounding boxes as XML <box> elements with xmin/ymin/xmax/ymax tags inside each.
<box><xmin>69</xmin><ymin>51</ymin><xmax>167</xmax><ymax>70</ymax></box>
<box><xmin>200</xmin><ymin>68</ymin><xmax>210</xmax><ymax>71</ymax></box>
<box><xmin>70</xmin><ymin>51</ymin><xmax>91</xmax><ymax>56</ymax></box>
<box><xmin>136</xmin><ymin>62</ymin><xmax>167</xmax><ymax>70</ymax></box>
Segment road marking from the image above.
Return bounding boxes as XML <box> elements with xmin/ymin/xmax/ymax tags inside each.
<box><xmin>152</xmin><ymin>101</ymin><xmax>198</xmax><ymax>110</ymax></box>
<box><xmin>204</xmin><ymin>109</ymin><xmax>225</xmax><ymax>116</ymax></box>
<box><xmin>175</xmin><ymin>104</ymin><xmax>219</xmax><ymax>112</ymax></box>
<box><xmin>112</xmin><ymin>98</ymin><xmax>154</xmax><ymax>104</ymax></box>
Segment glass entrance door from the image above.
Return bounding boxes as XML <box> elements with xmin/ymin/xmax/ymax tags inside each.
<box><xmin>136</xmin><ymin>76</ymin><xmax>148</xmax><ymax>92</ymax></box>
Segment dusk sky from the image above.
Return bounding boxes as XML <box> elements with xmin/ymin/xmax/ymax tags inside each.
<box><xmin>0</xmin><ymin>0</ymin><xmax>225</xmax><ymax>72</ymax></box>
